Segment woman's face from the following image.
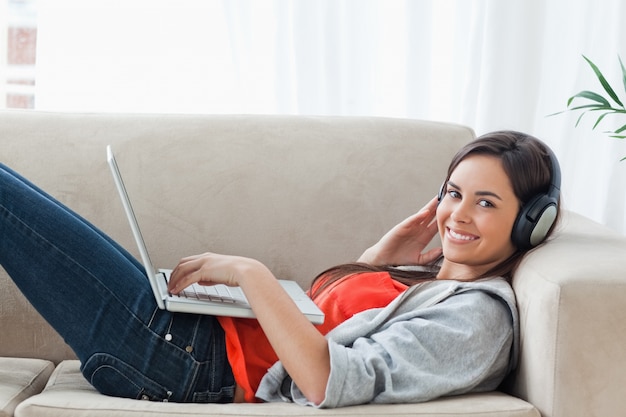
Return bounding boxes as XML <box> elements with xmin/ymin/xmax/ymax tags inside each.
<box><xmin>436</xmin><ymin>154</ymin><xmax>520</xmax><ymax>280</ymax></box>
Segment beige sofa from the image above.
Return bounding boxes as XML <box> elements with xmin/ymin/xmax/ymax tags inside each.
<box><xmin>1</xmin><ymin>111</ymin><xmax>625</xmax><ymax>417</ymax></box>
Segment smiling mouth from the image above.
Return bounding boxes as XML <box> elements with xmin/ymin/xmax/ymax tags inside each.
<box><xmin>447</xmin><ymin>227</ymin><xmax>478</xmax><ymax>241</ymax></box>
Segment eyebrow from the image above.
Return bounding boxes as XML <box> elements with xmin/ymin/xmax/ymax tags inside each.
<box><xmin>447</xmin><ymin>181</ymin><xmax>503</xmax><ymax>201</ymax></box>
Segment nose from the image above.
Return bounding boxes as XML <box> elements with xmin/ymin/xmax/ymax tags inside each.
<box><xmin>450</xmin><ymin>200</ymin><xmax>472</xmax><ymax>224</ymax></box>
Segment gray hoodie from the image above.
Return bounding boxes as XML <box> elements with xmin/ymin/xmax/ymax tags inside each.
<box><xmin>256</xmin><ymin>278</ymin><xmax>518</xmax><ymax>408</ymax></box>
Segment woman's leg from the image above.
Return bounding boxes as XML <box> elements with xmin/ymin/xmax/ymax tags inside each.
<box><xmin>0</xmin><ymin>164</ymin><xmax>234</xmax><ymax>402</ymax></box>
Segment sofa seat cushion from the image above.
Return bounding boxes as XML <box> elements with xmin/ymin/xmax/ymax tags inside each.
<box><xmin>0</xmin><ymin>357</ymin><xmax>54</xmax><ymax>417</ymax></box>
<box><xmin>15</xmin><ymin>360</ymin><xmax>540</xmax><ymax>417</ymax></box>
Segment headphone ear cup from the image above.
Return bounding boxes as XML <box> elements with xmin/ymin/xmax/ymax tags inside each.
<box><xmin>512</xmin><ymin>194</ymin><xmax>558</xmax><ymax>250</ymax></box>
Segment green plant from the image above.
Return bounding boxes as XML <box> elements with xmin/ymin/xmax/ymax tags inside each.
<box><xmin>555</xmin><ymin>55</ymin><xmax>626</xmax><ymax>160</ymax></box>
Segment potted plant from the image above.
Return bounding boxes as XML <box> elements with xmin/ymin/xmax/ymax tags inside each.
<box><xmin>555</xmin><ymin>55</ymin><xmax>626</xmax><ymax>160</ymax></box>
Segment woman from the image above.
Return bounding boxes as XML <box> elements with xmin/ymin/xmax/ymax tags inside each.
<box><xmin>0</xmin><ymin>130</ymin><xmax>560</xmax><ymax>407</ymax></box>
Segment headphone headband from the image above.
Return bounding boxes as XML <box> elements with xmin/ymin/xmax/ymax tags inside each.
<box><xmin>546</xmin><ymin>147</ymin><xmax>561</xmax><ymax>201</ymax></box>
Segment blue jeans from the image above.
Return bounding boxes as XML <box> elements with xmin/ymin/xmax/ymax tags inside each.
<box><xmin>0</xmin><ymin>164</ymin><xmax>235</xmax><ymax>403</ymax></box>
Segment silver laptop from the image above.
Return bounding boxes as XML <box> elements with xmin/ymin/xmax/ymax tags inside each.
<box><xmin>106</xmin><ymin>146</ymin><xmax>324</xmax><ymax>324</ymax></box>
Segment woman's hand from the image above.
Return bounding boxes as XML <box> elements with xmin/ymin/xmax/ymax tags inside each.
<box><xmin>358</xmin><ymin>196</ymin><xmax>443</xmax><ymax>266</ymax></box>
<box><xmin>168</xmin><ymin>252</ymin><xmax>265</xmax><ymax>294</ymax></box>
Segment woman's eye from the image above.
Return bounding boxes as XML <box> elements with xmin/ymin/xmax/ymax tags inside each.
<box><xmin>478</xmin><ymin>199</ymin><xmax>494</xmax><ymax>208</ymax></box>
<box><xmin>448</xmin><ymin>190</ymin><xmax>461</xmax><ymax>199</ymax></box>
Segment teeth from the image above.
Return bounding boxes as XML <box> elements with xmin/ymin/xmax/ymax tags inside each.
<box><xmin>449</xmin><ymin>228</ymin><xmax>476</xmax><ymax>241</ymax></box>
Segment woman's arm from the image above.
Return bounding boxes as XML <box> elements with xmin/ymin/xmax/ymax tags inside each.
<box><xmin>358</xmin><ymin>196</ymin><xmax>442</xmax><ymax>266</ymax></box>
<box><xmin>168</xmin><ymin>253</ymin><xmax>329</xmax><ymax>405</ymax></box>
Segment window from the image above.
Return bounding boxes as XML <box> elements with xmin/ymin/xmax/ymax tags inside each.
<box><xmin>2</xmin><ymin>0</ymin><xmax>37</xmax><ymax>109</ymax></box>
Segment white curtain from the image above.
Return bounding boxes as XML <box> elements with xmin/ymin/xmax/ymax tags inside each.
<box><xmin>35</xmin><ymin>0</ymin><xmax>626</xmax><ymax>234</ymax></box>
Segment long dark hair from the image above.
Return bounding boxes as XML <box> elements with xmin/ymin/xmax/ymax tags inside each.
<box><xmin>310</xmin><ymin>130</ymin><xmax>561</xmax><ymax>298</ymax></box>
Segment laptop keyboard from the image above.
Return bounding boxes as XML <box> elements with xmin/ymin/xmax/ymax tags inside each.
<box><xmin>177</xmin><ymin>283</ymin><xmax>248</xmax><ymax>304</ymax></box>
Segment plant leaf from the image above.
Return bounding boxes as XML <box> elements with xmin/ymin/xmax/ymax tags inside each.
<box><xmin>583</xmin><ymin>55</ymin><xmax>624</xmax><ymax>108</ymax></box>
<box><xmin>574</xmin><ymin>112</ymin><xmax>587</xmax><ymax>127</ymax></box>
<box><xmin>573</xmin><ymin>109</ymin><xmax>621</xmax><ymax>128</ymax></box>
<box><xmin>566</xmin><ymin>104</ymin><xmax>611</xmax><ymax>112</ymax></box>
<box><xmin>615</xmin><ymin>123</ymin><xmax>626</xmax><ymax>134</ymax></box>
<box><xmin>568</xmin><ymin>90</ymin><xmax>611</xmax><ymax>107</ymax></box>
<box><xmin>593</xmin><ymin>112</ymin><xmax>613</xmax><ymax>129</ymax></box>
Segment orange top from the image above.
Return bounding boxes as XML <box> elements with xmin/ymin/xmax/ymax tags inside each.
<box><xmin>217</xmin><ymin>271</ymin><xmax>408</xmax><ymax>403</ymax></box>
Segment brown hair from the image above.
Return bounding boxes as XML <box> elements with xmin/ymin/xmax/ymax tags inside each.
<box><xmin>310</xmin><ymin>130</ymin><xmax>561</xmax><ymax>298</ymax></box>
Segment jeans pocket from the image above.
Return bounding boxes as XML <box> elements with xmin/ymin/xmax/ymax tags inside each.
<box><xmin>82</xmin><ymin>353</ymin><xmax>171</xmax><ymax>401</ymax></box>
<box><xmin>192</xmin><ymin>385</ymin><xmax>236</xmax><ymax>404</ymax></box>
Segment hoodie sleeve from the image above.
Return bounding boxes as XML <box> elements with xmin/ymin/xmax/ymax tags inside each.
<box><xmin>257</xmin><ymin>288</ymin><xmax>516</xmax><ymax>408</ymax></box>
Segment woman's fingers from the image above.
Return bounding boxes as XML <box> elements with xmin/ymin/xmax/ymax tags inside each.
<box><xmin>168</xmin><ymin>253</ymin><xmax>262</xmax><ymax>293</ymax></box>
<box><xmin>168</xmin><ymin>253</ymin><xmax>218</xmax><ymax>293</ymax></box>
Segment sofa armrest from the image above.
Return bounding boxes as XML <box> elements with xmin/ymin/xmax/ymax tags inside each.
<box><xmin>506</xmin><ymin>210</ymin><xmax>626</xmax><ymax>417</ymax></box>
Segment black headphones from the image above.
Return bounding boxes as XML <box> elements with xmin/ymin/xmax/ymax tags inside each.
<box><xmin>512</xmin><ymin>147</ymin><xmax>561</xmax><ymax>250</ymax></box>
<box><xmin>438</xmin><ymin>145</ymin><xmax>561</xmax><ymax>250</ymax></box>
